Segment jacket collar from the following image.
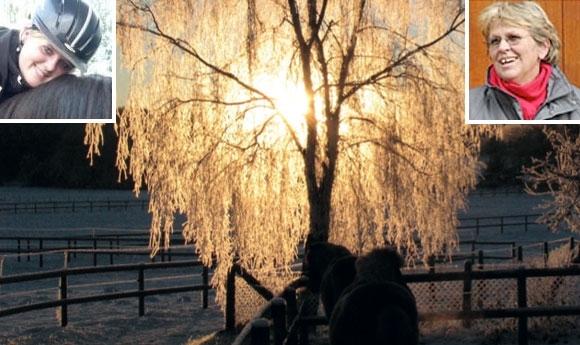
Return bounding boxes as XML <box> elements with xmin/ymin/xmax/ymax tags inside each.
<box><xmin>0</xmin><ymin>27</ymin><xmax>29</xmax><ymax>100</ymax></box>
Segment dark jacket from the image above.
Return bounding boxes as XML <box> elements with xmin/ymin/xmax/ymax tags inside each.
<box><xmin>0</xmin><ymin>27</ymin><xmax>29</xmax><ymax>104</ymax></box>
<box><xmin>469</xmin><ymin>65</ymin><xmax>580</xmax><ymax>121</ymax></box>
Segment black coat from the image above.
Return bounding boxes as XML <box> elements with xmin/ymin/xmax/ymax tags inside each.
<box><xmin>0</xmin><ymin>27</ymin><xmax>29</xmax><ymax>104</ymax></box>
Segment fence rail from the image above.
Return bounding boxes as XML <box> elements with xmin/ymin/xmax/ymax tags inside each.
<box><xmin>0</xmin><ymin>199</ymin><xmax>149</xmax><ymax>214</ymax></box>
<box><xmin>239</xmin><ymin>262</ymin><xmax>580</xmax><ymax>345</ymax></box>
<box><xmin>457</xmin><ymin>213</ymin><xmax>544</xmax><ymax>235</ymax></box>
<box><xmin>0</xmin><ymin>260</ymin><xmax>211</xmax><ymax>326</ymax></box>
<box><xmin>0</xmin><ymin>232</ymin><xmax>191</xmax><ymax>266</ymax></box>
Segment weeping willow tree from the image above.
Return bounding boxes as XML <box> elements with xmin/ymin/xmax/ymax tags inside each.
<box><xmin>97</xmin><ymin>0</ymin><xmax>495</xmax><ymax>303</ymax></box>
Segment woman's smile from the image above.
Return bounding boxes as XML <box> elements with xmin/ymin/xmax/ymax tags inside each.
<box><xmin>488</xmin><ymin>23</ymin><xmax>549</xmax><ymax>85</ymax></box>
<box><xmin>18</xmin><ymin>32</ymin><xmax>73</xmax><ymax>88</ymax></box>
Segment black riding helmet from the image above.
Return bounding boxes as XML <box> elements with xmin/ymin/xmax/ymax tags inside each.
<box><xmin>32</xmin><ymin>0</ymin><xmax>102</xmax><ymax>73</ymax></box>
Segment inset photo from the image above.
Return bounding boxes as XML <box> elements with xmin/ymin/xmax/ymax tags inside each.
<box><xmin>467</xmin><ymin>0</ymin><xmax>580</xmax><ymax>123</ymax></box>
<box><xmin>0</xmin><ymin>0</ymin><xmax>114</xmax><ymax>122</ymax></box>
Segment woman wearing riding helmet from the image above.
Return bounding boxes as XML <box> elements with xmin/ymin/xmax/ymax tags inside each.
<box><xmin>0</xmin><ymin>0</ymin><xmax>101</xmax><ymax>103</ymax></box>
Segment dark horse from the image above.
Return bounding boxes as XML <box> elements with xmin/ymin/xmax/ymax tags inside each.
<box><xmin>0</xmin><ymin>74</ymin><xmax>112</xmax><ymax>119</ymax></box>
<box><xmin>328</xmin><ymin>247</ymin><xmax>419</xmax><ymax>345</ymax></box>
<box><xmin>304</xmin><ymin>242</ymin><xmax>353</xmax><ymax>295</ymax></box>
<box><xmin>304</xmin><ymin>242</ymin><xmax>357</xmax><ymax>318</ymax></box>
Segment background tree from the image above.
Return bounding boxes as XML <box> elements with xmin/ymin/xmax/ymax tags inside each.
<box><xmin>104</xmin><ymin>0</ymin><xmax>495</xmax><ymax>302</ymax></box>
<box><xmin>523</xmin><ymin>126</ymin><xmax>580</xmax><ymax>233</ymax></box>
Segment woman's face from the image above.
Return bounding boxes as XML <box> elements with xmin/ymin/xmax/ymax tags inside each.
<box><xmin>18</xmin><ymin>30</ymin><xmax>74</xmax><ymax>88</ymax></box>
<box><xmin>487</xmin><ymin>22</ymin><xmax>549</xmax><ymax>85</ymax></box>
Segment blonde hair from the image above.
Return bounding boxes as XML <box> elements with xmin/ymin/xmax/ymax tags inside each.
<box><xmin>21</xmin><ymin>26</ymin><xmax>47</xmax><ymax>40</ymax></box>
<box><xmin>478</xmin><ymin>1</ymin><xmax>561</xmax><ymax>65</ymax></box>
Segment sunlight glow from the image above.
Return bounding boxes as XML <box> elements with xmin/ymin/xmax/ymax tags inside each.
<box><xmin>262</xmin><ymin>75</ymin><xmax>309</xmax><ymax>126</ymax></box>
<box><xmin>243</xmin><ymin>75</ymin><xmax>310</xmax><ymax>145</ymax></box>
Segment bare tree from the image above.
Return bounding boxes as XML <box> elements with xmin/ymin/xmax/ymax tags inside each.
<box><xmin>89</xmin><ymin>0</ymin><xmax>495</xmax><ymax>300</ymax></box>
<box><xmin>524</xmin><ymin>126</ymin><xmax>580</xmax><ymax>233</ymax></box>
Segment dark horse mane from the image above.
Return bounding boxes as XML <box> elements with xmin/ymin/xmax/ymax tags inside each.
<box><xmin>0</xmin><ymin>74</ymin><xmax>112</xmax><ymax>120</ymax></box>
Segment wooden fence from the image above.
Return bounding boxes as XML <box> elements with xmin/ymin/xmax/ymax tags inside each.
<box><xmin>234</xmin><ymin>262</ymin><xmax>580</xmax><ymax>345</ymax></box>
<box><xmin>457</xmin><ymin>213</ymin><xmax>544</xmax><ymax>235</ymax></box>
<box><xmin>0</xmin><ymin>260</ymin><xmax>210</xmax><ymax>327</ymax></box>
<box><xmin>0</xmin><ymin>232</ymin><xmax>188</xmax><ymax>267</ymax></box>
<box><xmin>0</xmin><ymin>199</ymin><xmax>149</xmax><ymax>214</ymax></box>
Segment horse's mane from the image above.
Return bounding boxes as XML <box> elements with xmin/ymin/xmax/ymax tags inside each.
<box><xmin>0</xmin><ymin>74</ymin><xmax>112</xmax><ymax>119</ymax></box>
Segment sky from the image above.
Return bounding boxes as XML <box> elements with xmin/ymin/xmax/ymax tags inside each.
<box><xmin>117</xmin><ymin>45</ymin><xmax>130</xmax><ymax>107</ymax></box>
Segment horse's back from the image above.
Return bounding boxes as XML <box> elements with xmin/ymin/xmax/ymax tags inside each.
<box><xmin>0</xmin><ymin>74</ymin><xmax>112</xmax><ymax>119</ymax></box>
<box><xmin>329</xmin><ymin>281</ymin><xmax>419</xmax><ymax>345</ymax></box>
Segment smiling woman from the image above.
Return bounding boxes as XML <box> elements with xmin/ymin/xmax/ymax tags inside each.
<box><xmin>0</xmin><ymin>0</ymin><xmax>103</xmax><ymax>105</ymax></box>
<box><xmin>468</xmin><ymin>1</ymin><xmax>580</xmax><ymax>121</ymax></box>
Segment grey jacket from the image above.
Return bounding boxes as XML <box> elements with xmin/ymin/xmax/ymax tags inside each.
<box><xmin>469</xmin><ymin>66</ymin><xmax>580</xmax><ymax>121</ymax></box>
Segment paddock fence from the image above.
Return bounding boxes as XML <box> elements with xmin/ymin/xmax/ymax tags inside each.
<box><xmin>0</xmin><ymin>260</ymin><xmax>211</xmax><ymax>327</ymax></box>
<box><xmin>457</xmin><ymin>213</ymin><xmax>545</xmax><ymax>236</ymax></box>
<box><xmin>233</xmin><ymin>261</ymin><xmax>580</xmax><ymax>345</ymax></box>
<box><xmin>2</xmin><ymin>226</ymin><xmax>574</xmax><ymax>270</ymax></box>
<box><xmin>0</xmin><ymin>231</ymin><xmax>189</xmax><ymax>267</ymax></box>
<box><xmin>0</xmin><ymin>199</ymin><xmax>149</xmax><ymax>215</ymax></box>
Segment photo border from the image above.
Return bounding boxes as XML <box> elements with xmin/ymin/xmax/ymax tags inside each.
<box><xmin>464</xmin><ymin>0</ymin><xmax>580</xmax><ymax>125</ymax></box>
<box><xmin>0</xmin><ymin>0</ymin><xmax>116</xmax><ymax>124</ymax></box>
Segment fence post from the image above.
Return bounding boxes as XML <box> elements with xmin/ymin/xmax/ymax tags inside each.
<box><xmin>67</xmin><ymin>240</ymin><xmax>71</xmax><ymax>263</ymax></box>
<box><xmin>272</xmin><ymin>298</ymin><xmax>287</xmax><ymax>345</ymax></box>
<box><xmin>517</xmin><ymin>267</ymin><xmax>528</xmax><ymax>345</ymax></box>
<box><xmin>428</xmin><ymin>255</ymin><xmax>436</xmax><ymax>310</ymax></box>
<box><xmin>93</xmin><ymin>239</ymin><xmax>98</xmax><ymax>266</ymax></box>
<box><xmin>39</xmin><ymin>239</ymin><xmax>43</xmax><ymax>268</ymax></box>
<box><xmin>478</xmin><ymin>250</ymin><xmax>484</xmax><ymax>270</ymax></box>
<box><xmin>251</xmin><ymin>318</ymin><xmax>270</xmax><ymax>345</ymax></box>
<box><xmin>428</xmin><ymin>255</ymin><xmax>435</xmax><ymax>274</ymax></box>
<box><xmin>160</xmin><ymin>233</ymin><xmax>166</xmax><ymax>262</ymax></box>
<box><xmin>283</xmin><ymin>287</ymin><xmax>298</xmax><ymax>345</ymax></box>
<box><xmin>138</xmin><ymin>264</ymin><xmax>145</xmax><ymax>316</ymax></box>
<box><xmin>17</xmin><ymin>239</ymin><xmax>21</xmax><ymax>262</ymax></box>
<box><xmin>60</xmin><ymin>272</ymin><xmax>68</xmax><ymax>327</ymax></box>
<box><xmin>202</xmin><ymin>265</ymin><xmax>209</xmax><ymax>309</ymax></box>
<box><xmin>462</xmin><ymin>261</ymin><xmax>472</xmax><ymax>328</ymax></box>
<box><xmin>543</xmin><ymin>242</ymin><xmax>549</xmax><ymax>267</ymax></box>
<box><xmin>225</xmin><ymin>264</ymin><xmax>237</xmax><ymax>332</ymax></box>
<box><xmin>110</xmin><ymin>240</ymin><xmax>114</xmax><ymax>265</ymax></box>
<box><xmin>284</xmin><ymin>287</ymin><xmax>298</xmax><ymax>326</ymax></box>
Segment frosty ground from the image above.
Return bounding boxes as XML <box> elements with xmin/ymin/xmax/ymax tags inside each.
<box><xmin>0</xmin><ymin>186</ymin><xmax>579</xmax><ymax>345</ymax></box>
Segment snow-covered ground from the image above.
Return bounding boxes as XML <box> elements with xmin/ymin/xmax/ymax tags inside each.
<box><xmin>0</xmin><ymin>186</ymin><xmax>578</xmax><ymax>345</ymax></box>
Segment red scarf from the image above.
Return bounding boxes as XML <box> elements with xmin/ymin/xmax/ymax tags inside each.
<box><xmin>489</xmin><ymin>62</ymin><xmax>552</xmax><ymax>120</ymax></box>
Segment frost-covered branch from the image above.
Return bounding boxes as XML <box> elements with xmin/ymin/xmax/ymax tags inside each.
<box><xmin>524</xmin><ymin>127</ymin><xmax>580</xmax><ymax>233</ymax></box>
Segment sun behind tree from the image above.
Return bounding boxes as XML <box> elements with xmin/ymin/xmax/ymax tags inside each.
<box><xmin>98</xmin><ymin>0</ymin><xmax>497</xmax><ymax>304</ymax></box>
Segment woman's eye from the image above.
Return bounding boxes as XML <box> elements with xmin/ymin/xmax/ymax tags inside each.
<box><xmin>42</xmin><ymin>45</ymin><xmax>54</xmax><ymax>55</ymax></box>
<box><xmin>488</xmin><ymin>38</ymin><xmax>501</xmax><ymax>46</ymax></box>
